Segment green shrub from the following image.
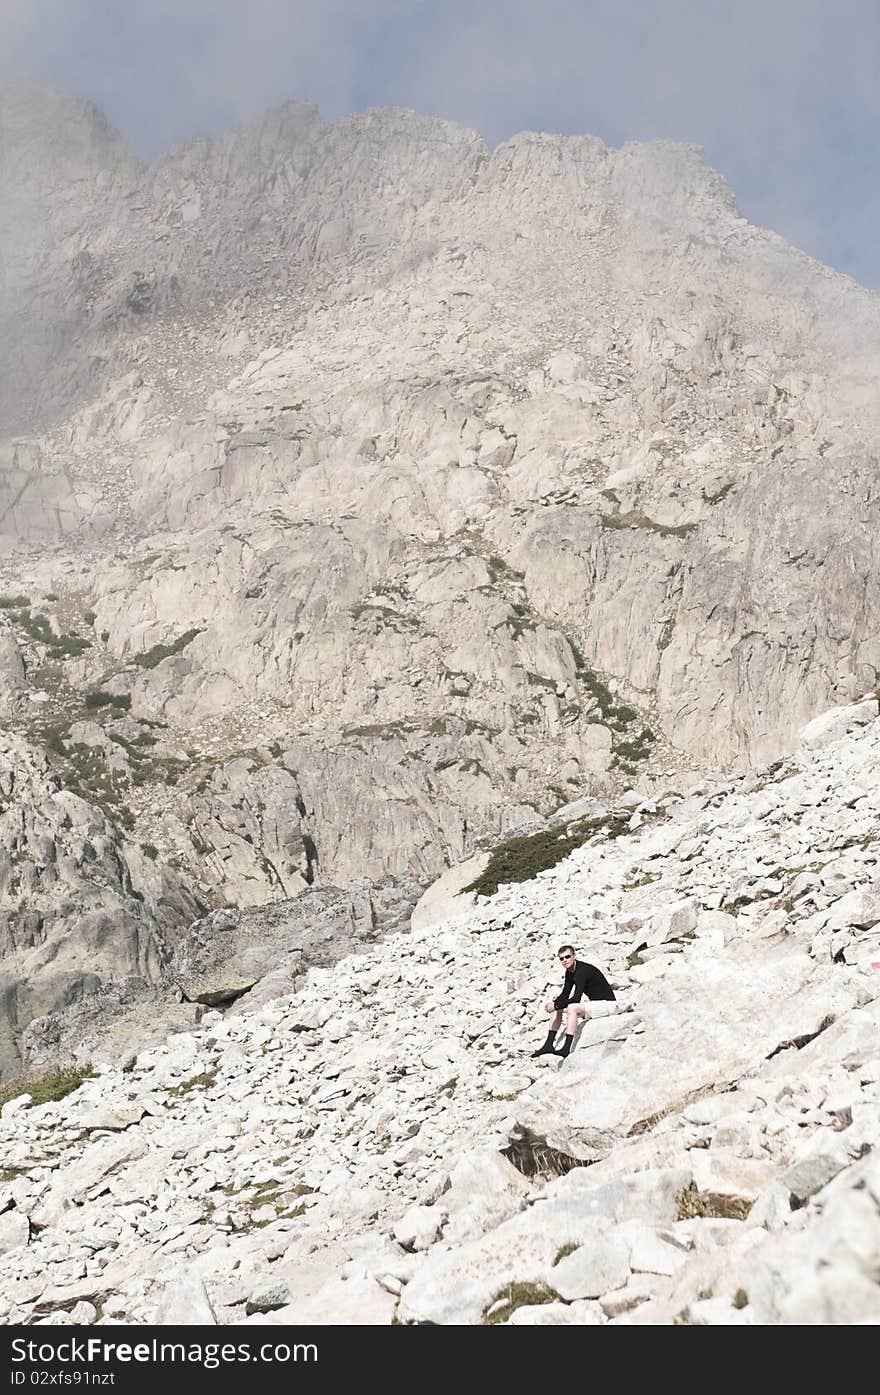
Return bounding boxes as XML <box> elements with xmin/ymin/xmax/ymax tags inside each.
<box><xmin>465</xmin><ymin>813</ymin><xmax>629</xmax><ymax>898</ymax></box>
<box><xmin>133</xmin><ymin>628</ymin><xmax>203</xmax><ymax>669</ymax></box>
<box><xmin>14</xmin><ymin>609</ymin><xmax>54</xmax><ymax>643</ymax></box>
<box><xmin>52</xmin><ymin>634</ymin><xmax>92</xmax><ymax>658</ymax></box>
<box><xmin>0</xmin><ymin>595</ymin><xmax>30</xmax><ymax>608</ymax></box>
<box><xmin>11</xmin><ymin>609</ymin><xmax>91</xmax><ymax>658</ymax></box>
<box><xmin>614</xmin><ymin>730</ymin><xmax>655</xmax><ymax>764</ymax></box>
<box><xmin>85</xmin><ymin>691</ymin><xmax>131</xmax><ymax>710</ymax></box>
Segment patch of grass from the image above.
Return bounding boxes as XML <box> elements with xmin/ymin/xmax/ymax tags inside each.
<box><xmin>503</xmin><ymin>1128</ymin><xmax>583</xmax><ymax>1181</ymax></box>
<box><xmin>484</xmin><ymin>1283</ymin><xmax>558</xmax><ymax>1324</ymax></box>
<box><xmin>657</xmin><ymin>614</ymin><xmax>676</xmax><ymax>652</ymax></box>
<box><xmin>487</xmin><ymin>554</ymin><xmax>525</xmax><ymax>584</ymax></box>
<box><xmin>502</xmin><ymin>600</ymin><xmax>538</xmax><ymax>640</ymax></box>
<box><xmin>141</xmin><ymin>844</ymin><xmax>159</xmax><ymax>861</ymax></box>
<box><xmin>676</xmin><ymin>1183</ymin><xmax>753</xmax><ymax>1222</ymax></box>
<box><xmin>626</xmin><ymin>952</ymin><xmax>645</xmax><ymax>969</ymax></box>
<box><xmin>613</xmin><ymin>704</ymin><xmax>638</xmax><ymax>726</ymax></box>
<box><xmin>601</xmin><ymin>509</ymin><xmax>696</xmax><ymax>539</ymax></box>
<box><xmin>13</xmin><ymin>609</ymin><xmax>54</xmax><ymax>644</ymax></box>
<box><xmin>464</xmin><ymin>813</ymin><xmax>629</xmax><ymax>898</ymax></box>
<box><xmin>44</xmin><ymin>727</ymin><xmax>68</xmax><ymax>756</ymax></box>
<box><xmin>48</xmin><ymin>742</ymin><xmax>134</xmax><ymax>831</ymax></box>
<box><xmin>624</xmin><ymin>872</ymin><xmax>661</xmax><ymax>890</ymax></box>
<box><xmin>704</xmin><ymin>481</ymin><xmax>735</xmax><ymax>505</ymax></box>
<box><xmin>576</xmin><ymin>663</ymin><xmax>653</xmax><ymax>763</ymax></box>
<box><xmin>168</xmin><ymin>1069</ymin><xmax>218</xmax><ymax>1097</ymax></box>
<box><xmin>344</xmin><ymin>720</ymin><xmax>410</xmax><ymax>740</ymax></box>
<box><xmin>579</xmin><ymin>664</ymin><xmax>615</xmax><ymax>718</ymax></box>
<box><xmin>10</xmin><ymin>609</ymin><xmax>91</xmax><ymax>658</ymax></box>
<box><xmin>85</xmin><ymin>690</ymin><xmax>131</xmax><ymax>710</ymax></box>
<box><xmin>614</xmin><ymin>731</ymin><xmax>655</xmax><ymax>764</ymax></box>
<box><xmin>133</xmin><ymin>628</ymin><xmax>203</xmax><ymax>669</ymax></box>
<box><xmin>0</xmin><ymin>1064</ymin><xmax>95</xmax><ymax>1110</ymax></box>
<box><xmin>553</xmin><ymin>1243</ymin><xmax>579</xmax><ymax>1265</ymax></box>
<box><xmin>52</xmin><ymin>634</ymin><xmax>92</xmax><ymax>658</ymax></box>
<box><xmin>0</xmin><ymin>595</ymin><xmax>30</xmax><ymax>608</ymax></box>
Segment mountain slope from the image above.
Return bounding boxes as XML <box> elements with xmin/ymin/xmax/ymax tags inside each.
<box><xmin>1</xmin><ymin>698</ymin><xmax>878</xmax><ymax>1325</ymax></box>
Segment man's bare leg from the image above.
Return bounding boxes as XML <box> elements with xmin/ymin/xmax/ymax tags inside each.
<box><xmin>532</xmin><ymin>1009</ymin><xmax>564</xmax><ymax>1057</ymax></box>
<box><xmin>557</xmin><ymin>1003</ymin><xmax>588</xmax><ymax>1057</ymax></box>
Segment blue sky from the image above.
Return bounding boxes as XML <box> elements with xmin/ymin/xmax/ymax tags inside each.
<box><xmin>3</xmin><ymin>1</ymin><xmax>879</xmax><ymax>289</ymax></box>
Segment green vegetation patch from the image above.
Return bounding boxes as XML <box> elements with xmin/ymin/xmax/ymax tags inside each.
<box><xmin>10</xmin><ymin>608</ymin><xmax>92</xmax><ymax>658</ymax></box>
<box><xmin>0</xmin><ymin>595</ymin><xmax>30</xmax><ymax>608</ymax></box>
<box><xmin>553</xmin><ymin>1243</ymin><xmax>579</xmax><ymax>1265</ymax></box>
<box><xmin>133</xmin><ymin>628</ymin><xmax>203</xmax><ymax>669</ymax></box>
<box><xmin>0</xmin><ymin>1064</ymin><xmax>95</xmax><ymax>1110</ymax></box>
<box><xmin>85</xmin><ymin>690</ymin><xmax>131</xmax><ymax>710</ymax></box>
<box><xmin>168</xmin><ymin>1069</ymin><xmax>218</xmax><ymax>1097</ymax></box>
<box><xmin>676</xmin><ymin>1183</ymin><xmax>753</xmax><ymax>1222</ymax></box>
<box><xmin>484</xmin><ymin>1283</ymin><xmax>558</xmax><ymax>1324</ymax></box>
<box><xmin>465</xmin><ymin>813</ymin><xmax>630</xmax><ymax>898</ymax></box>
<box><xmin>52</xmin><ymin>742</ymin><xmax>134</xmax><ymax>830</ymax></box>
<box><xmin>601</xmin><ymin>509</ymin><xmax>697</xmax><ymax>539</ymax></box>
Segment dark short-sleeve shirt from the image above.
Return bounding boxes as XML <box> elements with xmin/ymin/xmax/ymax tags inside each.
<box><xmin>554</xmin><ymin>960</ymin><xmax>616</xmax><ymax>1010</ymax></box>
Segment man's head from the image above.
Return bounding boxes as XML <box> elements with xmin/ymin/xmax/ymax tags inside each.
<box><xmin>557</xmin><ymin>945</ymin><xmax>576</xmax><ymax>968</ymax></box>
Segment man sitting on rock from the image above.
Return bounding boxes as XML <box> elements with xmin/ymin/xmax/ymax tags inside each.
<box><xmin>532</xmin><ymin>944</ymin><xmax>616</xmax><ymax>1059</ymax></box>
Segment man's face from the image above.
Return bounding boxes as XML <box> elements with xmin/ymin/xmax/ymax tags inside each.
<box><xmin>558</xmin><ymin>950</ymin><xmax>576</xmax><ymax>970</ymax></box>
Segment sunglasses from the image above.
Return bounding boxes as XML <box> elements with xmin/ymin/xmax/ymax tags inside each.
<box><xmin>558</xmin><ymin>954</ymin><xmax>574</xmax><ymax>962</ymax></box>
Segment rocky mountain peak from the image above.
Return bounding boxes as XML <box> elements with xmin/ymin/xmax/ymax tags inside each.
<box><xmin>0</xmin><ymin>80</ymin><xmax>140</xmax><ymax>186</ymax></box>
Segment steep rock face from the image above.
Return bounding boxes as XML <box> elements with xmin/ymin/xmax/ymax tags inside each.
<box><xmin>2</xmin><ymin>84</ymin><xmax>880</xmax><ymax>943</ymax></box>
<box><xmin>0</xmin><ymin>732</ymin><xmax>199</xmax><ymax>1078</ymax></box>
<box><xmin>18</xmin><ymin>881</ymin><xmax>417</xmax><ymax>1078</ymax></box>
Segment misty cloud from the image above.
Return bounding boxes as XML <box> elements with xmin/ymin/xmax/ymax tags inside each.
<box><xmin>1</xmin><ymin>0</ymin><xmax>878</xmax><ymax>287</ymax></box>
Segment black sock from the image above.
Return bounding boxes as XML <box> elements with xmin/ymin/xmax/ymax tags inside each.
<box><xmin>557</xmin><ymin>1034</ymin><xmax>574</xmax><ymax>1058</ymax></box>
<box><xmin>531</xmin><ymin>1029</ymin><xmax>557</xmax><ymax>1057</ymax></box>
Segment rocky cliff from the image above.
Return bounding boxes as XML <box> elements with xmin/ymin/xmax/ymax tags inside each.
<box><xmin>2</xmin><ymin>80</ymin><xmax>880</xmax><ymax>1072</ymax></box>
